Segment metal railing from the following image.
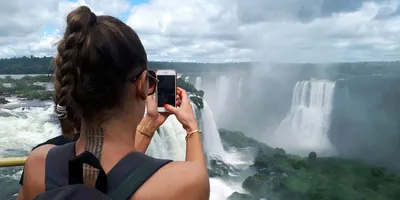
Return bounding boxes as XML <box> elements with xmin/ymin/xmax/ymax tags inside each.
<box><xmin>0</xmin><ymin>157</ymin><xmax>27</xmax><ymax>167</ymax></box>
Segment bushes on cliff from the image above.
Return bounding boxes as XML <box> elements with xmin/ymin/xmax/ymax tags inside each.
<box><xmin>219</xmin><ymin>129</ymin><xmax>400</xmax><ymax>200</ymax></box>
<box><xmin>177</xmin><ymin>78</ymin><xmax>204</xmax><ymax>109</ymax></box>
<box><xmin>0</xmin><ymin>76</ymin><xmax>53</xmax><ymax>101</ymax></box>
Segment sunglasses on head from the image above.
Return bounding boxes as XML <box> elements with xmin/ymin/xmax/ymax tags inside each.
<box><xmin>130</xmin><ymin>69</ymin><xmax>158</xmax><ymax>96</ymax></box>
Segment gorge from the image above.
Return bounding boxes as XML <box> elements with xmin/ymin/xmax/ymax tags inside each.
<box><xmin>1</xmin><ymin>57</ymin><xmax>400</xmax><ymax>199</ymax></box>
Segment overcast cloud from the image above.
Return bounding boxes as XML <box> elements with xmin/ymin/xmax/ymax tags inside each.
<box><xmin>0</xmin><ymin>0</ymin><xmax>400</xmax><ymax>63</ymax></box>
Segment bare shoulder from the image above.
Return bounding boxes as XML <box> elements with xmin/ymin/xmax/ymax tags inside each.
<box><xmin>23</xmin><ymin>144</ymin><xmax>55</xmax><ymax>199</ymax></box>
<box><xmin>132</xmin><ymin>161</ymin><xmax>210</xmax><ymax>200</ymax></box>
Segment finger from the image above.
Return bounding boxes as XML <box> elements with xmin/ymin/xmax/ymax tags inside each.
<box><xmin>176</xmin><ymin>90</ymin><xmax>181</xmax><ymax>101</ymax></box>
<box><xmin>177</xmin><ymin>87</ymin><xmax>189</xmax><ymax>103</ymax></box>
<box><xmin>164</xmin><ymin>104</ymin><xmax>179</xmax><ymax>114</ymax></box>
<box><xmin>146</xmin><ymin>95</ymin><xmax>155</xmax><ymax>104</ymax></box>
<box><xmin>160</xmin><ymin>112</ymin><xmax>171</xmax><ymax>118</ymax></box>
<box><xmin>145</xmin><ymin>95</ymin><xmax>152</xmax><ymax>104</ymax></box>
<box><xmin>176</xmin><ymin>101</ymin><xmax>181</xmax><ymax>106</ymax></box>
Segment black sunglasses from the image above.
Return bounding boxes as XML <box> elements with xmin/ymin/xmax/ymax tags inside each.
<box><xmin>147</xmin><ymin>70</ymin><xmax>158</xmax><ymax>95</ymax></box>
<box><xmin>130</xmin><ymin>69</ymin><xmax>158</xmax><ymax>96</ymax></box>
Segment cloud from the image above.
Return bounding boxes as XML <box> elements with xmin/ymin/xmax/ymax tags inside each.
<box><xmin>0</xmin><ymin>0</ymin><xmax>130</xmax><ymax>59</ymax></box>
<box><xmin>235</xmin><ymin>0</ymin><xmax>390</xmax><ymax>23</ymax></box>
<box><xmin>125</xmin><ymin>0</ymin><xmax>400</xmax><ymax>62</ymax></box>
<box><xmin>0</xmin><ymin>0</ymin><xmax>59</xmax><ymax>37</ymax></box>
<box><xmin>1</xmin><ymin>0</ymin><xmax>400</xmax><ymax>63</ymax></box>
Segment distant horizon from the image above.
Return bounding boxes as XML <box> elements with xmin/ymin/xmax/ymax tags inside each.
<box><xmin>1</xmin><ymin>55</ymin><xmax>400</xmax><ymax>65</ymax></box>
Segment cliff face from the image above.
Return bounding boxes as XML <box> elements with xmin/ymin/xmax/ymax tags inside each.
<box><xmin>220</xmin><ymin>129</ymin><xmax>400</xmax><ymax>200</ymax></box>
<box><xmin>329</xmin><ymin>75</ymin><xmax>400</xmax><ymax>171</ymax></box>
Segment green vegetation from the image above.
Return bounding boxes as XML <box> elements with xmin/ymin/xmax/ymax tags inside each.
<box><xmin>3</xmin><ymin>56</ymin><xmax>400</xmax><ymax>79</ymax></box>
<box><xmin>0</xmin><ymin>75</ymin><xmax>53</xmax><ymax>102</ymax></box>
<box><xmin>0</xmin><ymin>56</ymin><xmax>245</xmax><ymax>74</ymax></box>
<box><xmin>219</xmin><ymin>129</ymin><xmax>400</xmax><ymax>200</ymax></box>
<box><xmin>177</xmin><ymin>78</ymin><xmax>204</xmax><ymax>109</ymax></box>
<box><xmin>0</xmin><ymin>75</ymin><xmax>204</xmax><ymax>107</ymax></box>
<box><xmin>0</xmin><ymin>56</ymin><xmax>54</xmax><ymax>74</ymax></box>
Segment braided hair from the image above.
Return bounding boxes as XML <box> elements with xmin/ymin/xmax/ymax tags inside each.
<box><xmin>53</xmin><ymin>6</ymin><xmax>148</xmax><ymax>137</ymax></box>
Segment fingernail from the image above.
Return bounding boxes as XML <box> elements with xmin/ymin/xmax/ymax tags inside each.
<box><xmin>164</xmin><ymin>104</ymin><xmax>168</xmax><ymax>108</ymax></box>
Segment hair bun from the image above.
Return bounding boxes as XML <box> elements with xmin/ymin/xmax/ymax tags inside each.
<box><xmin>66</xmin><ymin>6</ymin><xmax>95</xmax><ymax>33</ymax></box>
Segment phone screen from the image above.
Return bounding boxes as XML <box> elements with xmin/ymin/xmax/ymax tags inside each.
<box><xmin>157</xmin><ymin>75</ymin><xmax>176</xmax><ymax>107</ymax></box>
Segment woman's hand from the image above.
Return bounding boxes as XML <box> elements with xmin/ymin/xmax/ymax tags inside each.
<box><xmin>143</xmin><ymin>91</ymin><xmax>181</xmax><ymax>131</ymax></box>
<box><xmin>164</xmin><ymin>87</ymin><xmax>198</xmax><ymax>132</ymax></box>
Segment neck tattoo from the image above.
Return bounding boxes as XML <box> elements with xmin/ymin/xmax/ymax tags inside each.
<box><xmin>83</xmin><ymin>127</ymin><xmax>105</xmax><ymax>187</ymax></box>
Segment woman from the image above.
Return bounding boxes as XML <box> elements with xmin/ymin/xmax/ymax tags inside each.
<box><xmin>21</xmin><ymin>6</ymin><xmax>209</xmax><ymax>200</ymax></box>
<box><xmin>16</xmin><ymin>95</ymin><xmax>171</xmax><ymax>200</ymax></box>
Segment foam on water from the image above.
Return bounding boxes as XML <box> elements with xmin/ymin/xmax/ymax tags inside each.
<box><xmin>0</xmin><ymin>105</ymin><xmax>59</xmax><ymax>157</ymax></box>
<box><xmin>196</xmin><ymin>76</ymin><xmax>202</xmax><ymax>90</ymax></box>
<box><xmin>210</xmin><ymin>178</ymin><xmax>241</xmax><ymax>199</ymax></box>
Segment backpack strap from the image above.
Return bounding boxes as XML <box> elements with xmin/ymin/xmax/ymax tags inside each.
<box><xmin>46</xmin><ymin>142</ymin><xmax>172</xmax><ymax>199</ymax></box>
<box><xmin>45</xmin><ymin>142</ymin><xmax>76</xmax><ymax>191</ymax></box>
<box><xmin>33</xmin><ymin>184</ymin><xmax>112</xmax><ymax>200</ymax></box>
<box><xmin>107</xmin><ymin>152</ymin><xmax>172</xmax><ymax>200</ymax></box>
<box><xmin>68</xmin><ymin>151</ymin><xmax>108</xmax><ymax>193</ymax></box>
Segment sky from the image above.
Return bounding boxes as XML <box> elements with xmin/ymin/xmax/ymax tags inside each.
<box><xmin>1</xmin><ymin>0</ymin><xmax>400</xmax><ymax>63</ymax></box>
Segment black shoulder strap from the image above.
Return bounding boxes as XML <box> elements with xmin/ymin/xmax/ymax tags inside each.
<box><xmin>45</xmin><ymin>142</ymin><xmax>76</xmax><ymax>191</ymax></box>
<box><xmin>107</xmin><ymin>152</ymin><xmax>172</xmax><ymax>200</ymax></box>
<box><xmin>68</xmin><ymin>151</ymin><xmax>108</xmax><ymax>193</ymax></box>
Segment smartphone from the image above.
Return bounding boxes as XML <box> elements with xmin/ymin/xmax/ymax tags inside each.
<box><xmin>156</xmin><ymin>69</ymin><xmax>177</xmax><ymax>112</ymax></box>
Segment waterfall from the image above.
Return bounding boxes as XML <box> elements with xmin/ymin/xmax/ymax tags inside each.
<box><xmin>271</xmin><ymin>79</ymin><xmax>336</xmax><ymax>156</ymax></box>
<box><xmin>216</xmin><ymin>76</ymin><xmax>230</xmax><ymax>118</ymax></box>
<box><xmin>195</xmin><ymin>77</ymin><xmax>202</xmax><ymax>90</ymax></box>
<box><xmin>200</xmin><ymin>101</ymin><xmax>226</xmax><ymax>160</ymax></box>
<box><xmin>237</xmin><ymin>77</ymin><xmax>243</xmax><ymax>100</ymax></box>
<box><xmin>146</xmin><ymin>99</ymin><xmax>226</xmax><ymax>161</ymax></box>
<box><xmin>184</xmin><ymin>76</ymin><xmax>190</xmax><ymax>83</ymax></box>
<box><xmin>146</xmin><ymin>114</ymin><xmax>187</xmax><ymax>160</ymax></box>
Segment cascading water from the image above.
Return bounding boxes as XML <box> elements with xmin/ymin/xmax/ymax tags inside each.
<box><xmin>216</xmin><ymin>76</ymin><xmax>230</xmax><ymax>119</ymax></box>
<box><xmin>195</xmin><ymin>76</ymin><xmax>202</xmax><ymax>90</ymax></box>
<box><xmin>0</xmin><ymin>104</ymin><xmax>61</xmax><ymax>200</ymax></box>
<box><xmin>184</xmin><ymin>76</ymin><xmax>189</xmax><ymax>83</ymax></box>
<box><xmin>200</xmin><ymin>101</ymin><xmax>226</xmax><ymax>160</ymax></box>
<box><xmin>146</xmin><ymin>114</ymin><xmax>187</xmax><ymax>161</ymax></box>
<box><xmin>237</xmin><ymin>77</ymin><xmax>243</xmax><ymax>100</ymax></box>
<box><xmin>0</xmin><ymin>105</ymin><xmax>59</xmax><ymax>157</ymax></box>
<box><xmin>270</xmin><ymin>79</ymin><xmax>337</xmax><ymax>156</ymax></box>
<box><xmin>146</xmin><ymin>98</ymin><xmax>230</xmax><ymax>163</ymax></box>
